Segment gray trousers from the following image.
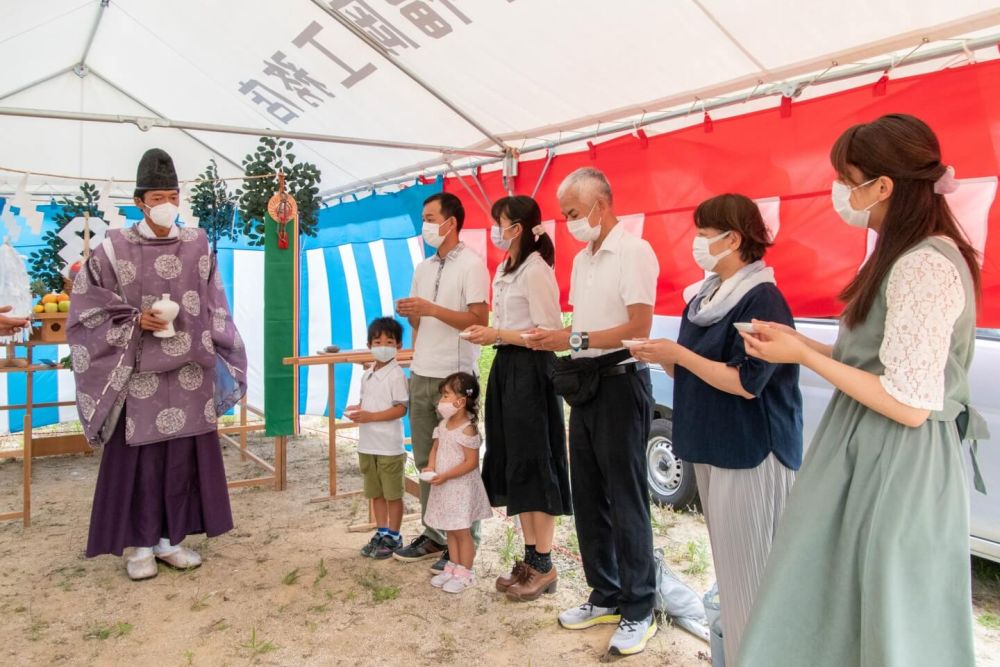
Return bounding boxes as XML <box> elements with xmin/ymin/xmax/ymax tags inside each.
<box><xmin>694</xmin><ymin>453</ymin><xmax>795</xmax><ymax>664</ymax></box>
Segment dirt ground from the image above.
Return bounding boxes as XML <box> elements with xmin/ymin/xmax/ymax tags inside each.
<box><xmin>2</xmin><ymin>418</ymin><xmax>999</xmax><ymax>666</ymax></box>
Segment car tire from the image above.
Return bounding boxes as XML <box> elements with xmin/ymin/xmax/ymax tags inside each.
<box><xmin>646</xmin><ymin>418</ymin><xmax>698</xmax><ymax>509</ymax></box>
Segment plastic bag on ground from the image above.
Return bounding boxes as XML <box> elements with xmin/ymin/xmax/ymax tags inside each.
<box><xmin>653</xmin><ymin>547</ymin><xmax>710</xmax><ymax>642</ymax></box>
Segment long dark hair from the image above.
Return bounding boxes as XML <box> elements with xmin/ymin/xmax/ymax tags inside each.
<box><xmin>490</xmin><ymin>195</ymin><xmax>555</xmax><ymax>274</ymax></box>
<box><xmin>439</xmin><ymin>372</ymin><xmax>480</xmax><ymax>424</ymax></box>
<box><xmin>831</xmin><ymin>114</ymin><xmax>981</xmax><ymax>328</ymax></box>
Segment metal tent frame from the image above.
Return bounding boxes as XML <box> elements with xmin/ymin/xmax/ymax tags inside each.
<box><xmin>0</xmin><ymin>3</ymin><xmax>998</xmax><ymax>200</ymax></box>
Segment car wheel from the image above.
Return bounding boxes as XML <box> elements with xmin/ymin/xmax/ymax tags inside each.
<box><xmin>646</xmin><ymin>418</ymin><xmax>698</xmax><ymax>508</ymax></box>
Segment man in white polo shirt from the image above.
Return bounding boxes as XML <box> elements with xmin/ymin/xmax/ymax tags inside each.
<box><xmin>394</xmin><ymin>192</ymin><xmax>490</xmax><ymax>570</ymax></box>
<box><xmin>527</xmin><ymin>167</ymin><xmax>660</xmax><ymax>656</ymax></box>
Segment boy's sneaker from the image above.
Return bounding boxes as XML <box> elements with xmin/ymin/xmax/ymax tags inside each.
<box><xmin>430</xmin><ymin>549</ymin><xmax>450</xmax><ymax>573</ymax></box>
<box><xmin>360</xmin><ymin>532</ymin><xmax>383</xmax><ymax>558</ymax></box>
<box><xmin>558</xmin><ymin>602</ymin><xmax>622</xmax><ymax>630</ymax></box>
<box><xmin>608</xmin><ymin>614</ymin><xmax>658</xmax><ymax>656</ymax></box>
<box><xmin>373</xmin><ymin>534</ymin><xmax>402</xmax><ymax>560</ymax></box>
<box><xmin>392</xmin><ymin>535</ymin><xmax>444</xmax><ymax>562</ymax></box>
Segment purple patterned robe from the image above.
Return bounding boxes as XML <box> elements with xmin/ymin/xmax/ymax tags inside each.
<box><xmin>67</xmin><ymin>223</ymin><xmax>246</xmax><ymax>446</ymax></box>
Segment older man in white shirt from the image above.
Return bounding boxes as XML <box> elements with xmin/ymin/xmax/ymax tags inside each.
<box><xmin>527</xmin><ymin>167</ymin><xmax>660</xmax><ymax>656</ymax></box>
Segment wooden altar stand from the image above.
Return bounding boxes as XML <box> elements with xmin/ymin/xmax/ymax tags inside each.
<box><xmin>283</xmin><ymin>349</ymin><xmax>421</xmax><ymax>532</ymax></box>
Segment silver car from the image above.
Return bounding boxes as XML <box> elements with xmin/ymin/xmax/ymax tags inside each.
<box><xmin>646</xmin><ymin>317</ymin><xmax>999</xmax><ymax>563</ymax></box>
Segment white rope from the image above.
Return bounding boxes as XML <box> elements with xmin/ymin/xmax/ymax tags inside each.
<box><xmin>0</xmin><ymin>165</ymin><xmax>278</xmax><ymax>186</ymax></box>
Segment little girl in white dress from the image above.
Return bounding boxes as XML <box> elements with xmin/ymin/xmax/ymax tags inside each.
<box><xmin>423</xmin><ymin>372</ymin><xmax>493</xmax><ymax>593</ymax></box>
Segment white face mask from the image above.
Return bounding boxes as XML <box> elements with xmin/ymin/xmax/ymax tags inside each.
<box><xmin>831</xmin><ymin>178</ymin><xmax>880</xmax><ymax>229</ymax></box>
<box><xmin>422</xmin><ymin>220</ymin><xmax>452</xmax><ymax>248</ymax></box>
<box><xmin>145</xmin><ymin>202</ymin><xmax>179</xmax><ymax>228</ymax></box>
<box><xmin>490</xmin><ymin>224</ymin><xmax>518</xmax><ymax>251</ymax></box>
<box><xmin>370</xmin><ymin>346</ymin><xmax>397</xmax><ymax>363</ymax></box>
<box><xmin>691</xmin><ymin>231</ymin><xmax>733</xmax><ymax>272</ymax></box>
<box><xmin>437</xmin><ymin>399</ymin><xmax>462</xmax><ymax>420</ymax></box>
<box><xmin>566</xmin><ymin>203</ymin><xmax>601</xmax><ymax>243</ymax></box>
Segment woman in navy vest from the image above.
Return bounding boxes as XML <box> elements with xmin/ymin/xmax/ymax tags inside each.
<box><xmin>632</xmin><ymin>193</ymin><xmax>802</xmax><ymax>662</ymax></box>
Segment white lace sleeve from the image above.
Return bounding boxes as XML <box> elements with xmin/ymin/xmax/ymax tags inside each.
<box><xmin>879</xmin><ymin>247</ymin><xmax>965</xmax><ymax>410</ymax></box>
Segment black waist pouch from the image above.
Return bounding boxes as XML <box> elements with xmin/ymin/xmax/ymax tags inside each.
<box><xmin>550</xmin><ymin>349</ymin><xmax>632</xmax><ymax>406</ymax></box>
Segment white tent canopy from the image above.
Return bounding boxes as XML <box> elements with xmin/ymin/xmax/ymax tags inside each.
<box><xmin>2</xmin><ymin>0</ymin><xmax>1000</xmax><ymax>199</ymax></box>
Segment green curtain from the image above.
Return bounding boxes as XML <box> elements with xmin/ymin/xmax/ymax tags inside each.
<box><xmin>263</xmin><ymin>212</ymin><xmax>296</xmax><ymax>436</ymax></box>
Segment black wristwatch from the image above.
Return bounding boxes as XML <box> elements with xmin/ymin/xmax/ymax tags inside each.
<box><xmin>569</xmin><ymin>331</ymin><xmax>590</xmax><ymax>352</ymax></box>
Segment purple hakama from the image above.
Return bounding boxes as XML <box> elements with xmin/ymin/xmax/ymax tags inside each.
<box><xmin>86</xmin><ymin>416</ymin><xmax>233</xmax><ymax>557</ymax></box>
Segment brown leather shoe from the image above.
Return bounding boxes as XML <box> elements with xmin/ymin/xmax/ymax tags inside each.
<box><xmin>495</xmin><ymin>561</ymin><xmax>529</xmax><ymax>592</ymax></box>
<box><xmin>506</xmin><ymin>564</ymin><xmax>558</xmax><ymax>601</ymax></box>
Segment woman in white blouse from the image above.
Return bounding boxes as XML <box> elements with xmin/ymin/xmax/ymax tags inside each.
<box><xmin>464</xmin><ymin>195</ymin><xmax>571</xmax><ymax>601</ymax></box>
<box><xmin>736</xmin><ymin>114</ymin><xmax>983</xmax><ymax>666</ymax></box>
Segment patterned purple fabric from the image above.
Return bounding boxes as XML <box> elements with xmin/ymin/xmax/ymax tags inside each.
<box><xmin>67</xmin><ymin>224</ymin><xmax>247</xmax><ymax>447</ymax></box>
<box><xmin>85</xmin><ymin>415</ymin><xmax>234</xmax><ymax>557</ymax></box>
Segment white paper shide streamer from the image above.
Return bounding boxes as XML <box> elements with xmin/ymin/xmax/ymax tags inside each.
<box><xmin>98</xmin><ymin>180</ymin><xmax>126</xmax><ymax>229</ymax></box>
<box><xmin>0</xmin><ymin>240</ymin><xmax>33</xmax><ymax>344</ymax></box>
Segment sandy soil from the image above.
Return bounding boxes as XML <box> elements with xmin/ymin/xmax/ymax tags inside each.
<box><xmin>1</xmin><ymin>419</ymin><xmax>998</xmax><ymax>666</ymax></box>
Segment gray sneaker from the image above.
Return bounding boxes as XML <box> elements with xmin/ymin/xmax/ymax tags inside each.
<box><xmin>608</xmin><ymin>614</ymin><xmax>658</xmax><ymax>656</ymax></box>
<box><xmin>429</xmin><ymin>549</ymin><xmax>450</xmax><ymax>573</ymax></box>
<box><xmin>557</xmin><ymin>602</ymin><xmax>621</xmax><ymax>630</ymax></box>
<box><xmin>360</xmin><ymin>533</ymin><xmax>383</xmax><ymax>558</ymax></box>
<box><xmin>373</xmin><ymin>534</ymin><xmax>402</xmax><ymax>560</ymax></box>
<box><xmin>392</xmin><ymin>535</ymin><xmax>445</xmax><ymax>562</ymax></box>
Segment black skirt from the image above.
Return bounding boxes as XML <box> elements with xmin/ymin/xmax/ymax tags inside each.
<box><xmin>482</xmin><ymin>346</ymin><xmax>572</xmax><ymax>516</ymax></box>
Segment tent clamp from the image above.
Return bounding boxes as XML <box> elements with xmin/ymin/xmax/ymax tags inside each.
<box><xmin>134</xmin><ymin>116</ymin><xmax>168</xmax><ymax>132</ymax></box>
<box><xmin>72</xmin><ymin>64</ymin><xmax>90</xmax><ymax>79</ymax></box>
<box><xmin>777</xmin><ymin>81</ymin><xmax>807</xmax><ymax>99</ymax></box>
<box><xmin>502</xmin><ymin>148</ymin><xmax>520</xmax><ymax>195</ymax></box>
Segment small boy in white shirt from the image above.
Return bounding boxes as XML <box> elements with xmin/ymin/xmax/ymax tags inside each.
<box><xmin>347</xmin><ymin>317</ymin><xmax>409</xmax><ymax>559</ymax></box>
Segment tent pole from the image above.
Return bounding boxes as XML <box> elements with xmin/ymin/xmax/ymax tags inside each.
<box><xmin>445</xmin><ymin>162</ymin><xmax>492</xmax><ymax>220</ymax></box>
<box><xmin>88</xmin><ymin>68</ymin><xmax>244</xmax><ymax>172</ymax></box>
<box><xmin>80</xmin><ymin>0</ymin><xmax>110</xmax><ymax>66</ymax></box>
<box><xmin>691</xmin><ymin>0</ymin><xmax>769</xmax><ymax>72</ymax></box>
<box><xmin>320</xmin><ymin>31</ymin><xmax>1000</xmax><ymax>201</ymax></box>
<box><xmin>0</xmin><ymin>106</ymin><xmax>503</xmax><ymax>158</ymax></box>
<box><xmin>306</xmin><ymin>0</ymin><xmax>507</xmax><ymax>152</ymax></box>
<box><xmin>531</xmin><ymin>149</ymin><xmax>556</xmax><ymax>199</ymax></box>
<box><xmin>0</xmin><ymin>66</ymin><xmax>76</xmax><ymax>104</ymax></box>
<box><xmin>491</xmin><ymin>11</ymin><xmax>1000</xmax><ymax>141</ymax></box>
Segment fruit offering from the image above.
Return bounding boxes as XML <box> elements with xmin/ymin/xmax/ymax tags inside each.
<box><xmin>35</xmin><ymin>291</ymin><xmax>72</xmax><ymax>316</ymax></box>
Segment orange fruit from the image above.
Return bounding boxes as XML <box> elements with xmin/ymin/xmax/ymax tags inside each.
<box><xmin>57</xmin><ymin>293</ymin><xmax>70</xmax><ymax>302</ymax></box>
<box><xmin>41</xmin><ymin>293</ymin><xmax>58</xmax><ymax>305</ymax></box>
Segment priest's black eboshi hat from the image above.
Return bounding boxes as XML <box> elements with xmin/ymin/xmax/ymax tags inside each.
<box><xmin>135</xmin><ymin>148</ymin><xmax>179</xmax><ymax>193</ymax></box>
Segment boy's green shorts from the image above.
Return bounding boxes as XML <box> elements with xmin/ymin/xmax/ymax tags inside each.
<box><xmin>358</xmin><ymin>453</ymin><xmax>407</xmax><ymax>501</ymax></box>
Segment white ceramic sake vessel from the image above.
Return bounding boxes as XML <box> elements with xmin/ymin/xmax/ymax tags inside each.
<box><xmin>151</xmin><ymin>293</ymin><xmax>180</xmax><ymax>338</ymax></box>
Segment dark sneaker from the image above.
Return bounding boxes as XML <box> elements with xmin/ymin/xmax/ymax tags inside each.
<box><xmin>430</xmin><ymin>550</ymin><xmax>450</xmax><ymax>573</ymax></box>
<box><xmin>373</xmin><ymin>534</ymin><xmax>403</xmax><ymax>560</ymax></box>
<box><xmin>360</xmin><ymin>532</ymin><xmax>383</xmax><ymax>558</ymax></box>
<box><xmin>392</xmin><ymin>535</ymin><xmax>445</xmax><ymax>562</ymax></box>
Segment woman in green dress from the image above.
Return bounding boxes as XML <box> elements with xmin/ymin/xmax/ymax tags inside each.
<box><xmin>736</xmin><ymin>113</ymin><xmax>984</xmax><ymax>667</ymax></box>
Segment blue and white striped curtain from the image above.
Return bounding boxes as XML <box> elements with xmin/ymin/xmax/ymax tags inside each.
<box><xmin>0</xmin><ymin>181</ymin><xmax>440</xmax><ymax>434</ymax></box>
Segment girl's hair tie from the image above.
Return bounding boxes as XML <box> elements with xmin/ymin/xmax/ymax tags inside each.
<box><xmin>934</xmin><ymin>165</ymin><xmax>959</xmax><ymax>195</ymax></box>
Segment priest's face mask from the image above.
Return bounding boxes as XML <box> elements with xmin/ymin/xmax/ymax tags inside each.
<box><xmin>135</xmin><ymin>190</ymin><xmax>181</xmax><ymax>228</ymax></box>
